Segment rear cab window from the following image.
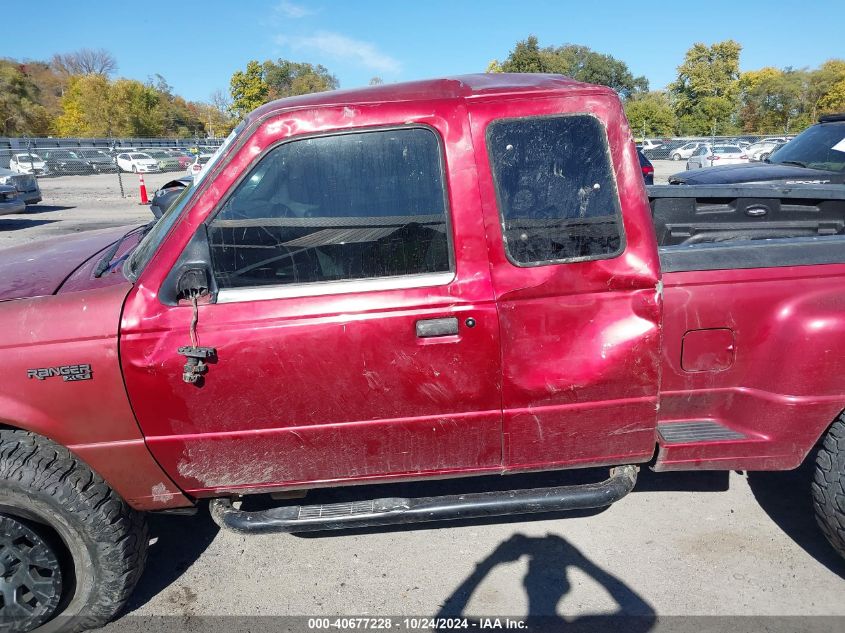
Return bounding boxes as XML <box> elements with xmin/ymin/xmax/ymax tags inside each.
<box><xmin>486</xmin><ymin>114</ymin><xmax>625</xmax><ymax>265</ymax></box>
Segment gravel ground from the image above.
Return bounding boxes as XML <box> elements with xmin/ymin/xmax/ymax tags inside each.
<box><xmin>3</xmin><ymin>162</ymin><xmax>844</xmax><ymax>629</ymax></box>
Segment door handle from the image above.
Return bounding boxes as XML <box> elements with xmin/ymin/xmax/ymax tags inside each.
<box><xmin>416</xmin><ymin>317</ymin><xmax>459</xmax><ymax>338</ymax></box>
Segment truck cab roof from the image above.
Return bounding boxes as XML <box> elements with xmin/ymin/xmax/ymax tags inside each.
<box><xmin>247</xmin><ymin>73</ymin><xmax>614</xmax><ymax>123</ymax></box>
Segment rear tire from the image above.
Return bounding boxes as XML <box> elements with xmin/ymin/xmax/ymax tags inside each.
<box><xmin>812</xmin><ymin>416</ymin><xmax>845</xmax><ymax>560</ymax></box>
<box><xmin>0</xmin><ymin>430</ymin><xmax>148</xmax><ymax>632</ymax></box>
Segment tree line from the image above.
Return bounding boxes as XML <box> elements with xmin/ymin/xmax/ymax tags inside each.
<box><xmin>489</xmin><ymin>36</ymin><xmax>845</xmax><ymax>137</ymax></box>
<box><xmin>0</xmin><ymin>48</ymin><xmax>233</xmax><ymax>138</ymax></box>
<box><xmin>3</xmin><ymin>41</ymin><xmax>844</xmax><ymax>140</ymax></box>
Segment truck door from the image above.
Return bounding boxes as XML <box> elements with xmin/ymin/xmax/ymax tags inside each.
<box><xmin>120</xmin><ymin>111</ymin><xmax>503</xmax><ymax>494</ymax></box>
<box><xmin>467</xmin><ymin>95</ymin><xmax>662</xmax><ymax>470</ymax></box>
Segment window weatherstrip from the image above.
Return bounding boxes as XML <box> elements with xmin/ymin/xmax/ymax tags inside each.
<box><xmin>216</xmin><ymin>271</ymin><xmax>456</xmax><ymax>303</ymax></box>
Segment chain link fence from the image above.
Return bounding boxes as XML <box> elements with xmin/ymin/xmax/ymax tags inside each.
<box><xmin>0</xmin><ymin>137</ymin><xmax>228</xmax><ymax>207</ymax></box>
<box><xmin>0</xmin><ymin>136</ymin><xmax>224</xmax><ymax>177</ymax></box>
<box><xmin>636</xmin><ymin>134</ymin><xmax>795</xmax><ymax>162</ymax></box>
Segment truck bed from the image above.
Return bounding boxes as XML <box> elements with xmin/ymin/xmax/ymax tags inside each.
<box><xmin>648</xmin><ymin>184</ymin><xmax>845</xmax><ymax>272</ymax></box>
<box><xmin>648</xmin><ymin>184</ymin><xmax>845</xmax><ymax>471</ymax></box>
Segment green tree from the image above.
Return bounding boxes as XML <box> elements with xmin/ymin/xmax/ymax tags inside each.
<box><xmin>497</xmin><ymin>36</ymin><xmax>648</xmax><ymax>99</ymax></box>
<box><xmin>810</xmin><ymin>60</ymin><xmax>845</xmax><ymax>117</ymax></box>
<box><xmin>262</xmin><ymin>59</ymin><xmax>338</xmax><ymax>98</ymax></box>
<box><xmin>669</xmin><ymin>40</ymin><xmax>742</xmax><ymax>135</ymax></box>
<box><xmin>624</xmin><ymin>91</ymin><xmax>677</xmax><ymax>136</ymax></box>
<box><xmin>229</xmin><ymin>60</ymin><xmax>270</xmax><ymax>119</ymax></box>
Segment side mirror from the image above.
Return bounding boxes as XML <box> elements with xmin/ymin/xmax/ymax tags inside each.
<box><xmin>160</xmin><ymin>226</ymin><xmax>217</xmax><ymax>306</ymax></box>
<box><xmin>176</xmin><ymin>267</ymin><xmax>210</xmax><ymax>301</ymax></box>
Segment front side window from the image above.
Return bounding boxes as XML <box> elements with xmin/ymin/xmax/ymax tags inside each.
<box><xmin>207</xmin><ymin>127</ymin><xmax>451</xmax><ymax>289</ymax></box>
<box><xmin>487</xmin><ymin>115</ymin><xmax>624</xmax><ymax>266</ymax></box>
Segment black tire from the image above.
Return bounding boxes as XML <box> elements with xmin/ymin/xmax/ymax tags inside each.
<box><xmin>0</xmin><ymin>430</ymin><xmax>148</xmax><ymax>632</ymax></box>
<box><xmin>760</xmin><ymin>152</ymin><xmax>770</xmax><ymax>161</ymax></box>
<box><xmin>672</xmin><ymin>153</ymin><xmax>682</xmax><ymax>161</ymax></box>
<box><xmin>812</xmin><ymin>416</ymin><xmax>845</xmax><ymax>560</ymax></box>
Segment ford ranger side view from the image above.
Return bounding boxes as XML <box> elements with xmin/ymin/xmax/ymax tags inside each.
<box><xmin>1</xmin><ymin>74</ymin><xmax>844</xmax><ymax>632</ymax></box>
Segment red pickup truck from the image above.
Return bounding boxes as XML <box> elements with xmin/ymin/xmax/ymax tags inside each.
<box><xmin>1</xmin><ymin>74</ymin><xmax>844</xmax><ymax>632</ymax></box>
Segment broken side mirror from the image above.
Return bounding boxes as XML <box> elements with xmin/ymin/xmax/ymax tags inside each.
<box><xmin>176</xmin><ymin>267</ymin><xmax>210</xmax><ymax>301</ymax></box>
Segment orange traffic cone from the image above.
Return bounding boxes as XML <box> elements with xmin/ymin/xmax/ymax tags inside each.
<box><xmin>138</xmin><ymin>174</ymin><xmax>149</xmax><ymax>205</ymax></box>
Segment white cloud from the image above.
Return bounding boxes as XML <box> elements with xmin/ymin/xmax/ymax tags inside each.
<box><xmin>277</xmin><ymin>31</ymin><xmax>401</xmax><ymax>74</ymax></box>
<box><xmin>275</xmin><ymin>1</ymin><xmax>314</xmax><ymax>19</ymax></box>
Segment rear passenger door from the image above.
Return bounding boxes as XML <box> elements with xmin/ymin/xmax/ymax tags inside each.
<box><xmin>468</xmin><ymin>97</ymin><xmax>662</xmax><ymax>470</ymax></box>
<box><xmin>122</xmin><ymin>118</ymin><xmax>504</xmax><ymax>494</ymax></box>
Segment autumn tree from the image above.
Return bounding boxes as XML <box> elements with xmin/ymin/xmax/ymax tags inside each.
<box><xmin>0</xmin><ymin>60</ymin><xmax>51</xmax><ymax>135</ymax></box>
<box><xmin>496</xmin><ymin>36</ymin><xmax>648</xmax><ymax>99</ymax></box>
<box><xmin>52</xmin><ymin>48</ymin><xmax>117</xmax><ymax>76</ymax></box>
<box><xmin>669</xmin><ymin>40</ymin><xmax>742</xmax><ymax>135</ymax></box>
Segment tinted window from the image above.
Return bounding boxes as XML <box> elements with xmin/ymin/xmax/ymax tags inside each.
<box><xmin>769</xmin><ymin>123</ymin><xmax>845</xmax><ymax>173</ymax></box>
<box><xmin>208</xmin><ymin>127</ymin><xmax>451</xmax><ymax>289</ymax></box>
<box><xmin>487</xmin><ymin>115</ymin><xmax>624</xmax><ymax>265</ymax></box>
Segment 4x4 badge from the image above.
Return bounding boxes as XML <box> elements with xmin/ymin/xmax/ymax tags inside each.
<box><xmin>27</xmin><ymin>364</ymin><xmax>93</xmax><ymax>382</ymax></box>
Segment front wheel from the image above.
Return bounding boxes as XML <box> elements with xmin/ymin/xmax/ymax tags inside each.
<box><xmin>672</xmin><ymin>153</ymin><xmax>682</xmax><ymax>161</ymax></box>
<box><xmin>813</xmin><ymin>417</ymin><xmax>845</xmax><ymax>561</ymax></box>
<box><xmin>0</xmin><ymin>430</ymin><xmax>148</xmax><ymax>632</ymax></box>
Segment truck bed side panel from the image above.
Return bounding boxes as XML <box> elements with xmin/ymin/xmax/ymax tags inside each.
<box><xmin>659</xmin><ymin>263</ymin><xmax>845</xmax><ymax>470</ymax></box>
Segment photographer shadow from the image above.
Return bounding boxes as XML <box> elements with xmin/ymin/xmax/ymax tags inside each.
<box><xmin>436</xmin><ymin>533</ymin><xmax>655</xmax><ymax>633</ymax></box>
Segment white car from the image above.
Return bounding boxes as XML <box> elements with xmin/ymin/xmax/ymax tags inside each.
<box><xmin>686</xmin><ymin>145</ymin><xmax>749</xmax><ymax>170</ymax></box>
<box><xmin>116</xmin><ymin>152</ymin><xmax>160</xmax><ymax>173</ymax></box>
<box><xmin>9</xmin><ymin>153</ymin><xmax>49</xmax><ymax>176</ymax></box>
<box><xmin>669</xmin><ymin>141</ymin><xmax>707</xmax><ymax>161</ymax></box>
<box><xmin>187</xmin><ymin>154</ymin><xmax>213</xmax><ymax>178</ymax></box>
<box><xmin>640</xmin><ymin>139</ymin><xmax>662</xmax><ymax>152</ymax></box>
<box><xmin>746</xmin><ymin>141</ymin><xmax>783</xmax><ymax>161</ymax></box>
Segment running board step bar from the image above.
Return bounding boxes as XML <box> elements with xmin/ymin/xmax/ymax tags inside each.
<box><xmin>209</xmin><ymin>465</ymin><xmax>638</xmax><ymax>535</ymax></box>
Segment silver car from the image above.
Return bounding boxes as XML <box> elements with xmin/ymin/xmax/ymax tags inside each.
<box><xmin>686</xmin><ymin>145</ymin><xmax>749</xmax><ymax>170</ymax></box>
<box><xmin>0</xmin><ymin>184</ymin><xmax>26</xmax><ymax>216</ymax></box>
<box><xmin>669</xmin><ymin>141</ymin><xmax>707</xmax><ymax>161</ymax></box>
<box><xmin>0</xmin><ymin>168</ymin><xmax>43</xmax><ymax>205</ymax></box>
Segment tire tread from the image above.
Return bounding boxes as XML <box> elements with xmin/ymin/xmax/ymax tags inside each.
<box><xmin>0</xmin><ymin>429</ymin><xmax>147</xmax><ymax>632</ymax></box>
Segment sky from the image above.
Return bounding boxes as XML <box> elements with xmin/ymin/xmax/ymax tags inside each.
<box><xmin>4</xmin><ymin>0</ymin><xmax>845</xmax><ymax>103</ymax></box>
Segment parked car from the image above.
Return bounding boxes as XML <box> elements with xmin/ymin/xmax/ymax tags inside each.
<box><xmin>669</xmin><ymin>113</ymin><xmax>845</xmax><ymax>185</ymax></box>
<box><xmin>116</xmin><ymin>152</ymin><xmax>161</xmax><ymax>173</ymax></box>
<box><xmin>637</xmin><ymin>148</ymin><xmax>654</xmax><ymax>184</ymax></box>
<box><xmin>686</xmin><ymin>144</ymin><xmax>749</xmax><ymax>169</ymax></box>
<box><xmin>0</xmin><ymin>167</ymin><xmax>42</xmax><ymax>204</ymax></box>
<box><xmin>639</xmin><ymin>139</ymin><xmax>662</xmax><ymax>154</ymax></box>
<box><xmin>187</xmin><ymin>153</ymin><xmax>213</xmax><ymax>177</ymax></box>
<box><xmin>149</xmin><ymin>176</ymin><xmax>192</xmax><ymax>218</ymax></box>
<box><xmin>746</xmin><ymin>140</ymin><xmax>783</xmax><ymax>161</ymax></box>
<box><xmin>140</xmin><ymin>149</ymin><xmax>182</xmax><ymax>172</ymax></box>
<box><xmin>75</xmin><ymin>148</ymin><xmax>118</xmax><ymax>173</ymax></box>
<box><xmin>0</xmin><ymin>184</ymin><xmax>26</xmax><ymax>215</ymax></box>
<box><xmin>2</xmin><ymin>74</ymin><xmax>845</xmax><ymax>632</ymax></box>
<box><xmin>668</xmin><ymin>141</ymin><xmax>707</xmax><ymax>161</ymax></box>
<box><xmin>40</xmin><ymin>149</ymin><xmax>94</xmax><ymax>175</ymax></box>
<box><xmin>171</xmin><ymin>150</ymin><xmax>194</xmax><ymax>170</ymax></box>
<box><xmin>8</xmin><ymin>153</ymin><xmax>49</xmax><ymax>176</ymax></box>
